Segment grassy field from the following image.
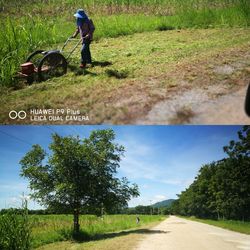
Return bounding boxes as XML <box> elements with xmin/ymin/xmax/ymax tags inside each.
<box><xmin>0</xmin><ymin>0</ymin><xmax>249</xmax><ymax>87</ymax></box>
<box><xmin>182</xmin><ymin>216</ymin><xmax>250</xmax><ymax>235</ymax></box>
<box><xmin>27</xmin><ymin>214</ymin><xmax>165</xmax><ymax>248</ymax></box>
<box><xmin>36</xmin><ymin>218</ymin><xmax>165</xmax><ymax>250</ymax></box>
<box><xmin>0</xmin><ymin>28</ymin><xmax>249</xmax><ymax>124</ymax></box>
<box><xmin>0</xmin><ymin>0</ymin><xmax>249</xmax><ymax>124</ymax></box>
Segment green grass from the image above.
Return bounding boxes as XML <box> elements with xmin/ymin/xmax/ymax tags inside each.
<box><xmin>181</xmin><ymin>216</ymin><xmax>250</xmax><ymax>235</ymax></box>
<box><xmin>29</xmin><ymin>214</ymin><xmax>165</xmax><ymax>248</ymax></box>
<box><xmin>0</xmin><ymin>28</ymin><xmax>249</xmax><ymax>124</ymax></box>
<box><xmin>0</xmin><ymin>0</ymin><xmax>249</xmax><ymax>87</ymax></box>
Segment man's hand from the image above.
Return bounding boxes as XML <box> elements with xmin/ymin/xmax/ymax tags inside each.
<box><xmin>71</xmin><ymin>28</ymin><xmax>79</xmax><ymax>39</ymax></box>
<box><xmin>82</xmin><ymin>34</ymin><xmax>90</xmax><ymax>43</ymax></box>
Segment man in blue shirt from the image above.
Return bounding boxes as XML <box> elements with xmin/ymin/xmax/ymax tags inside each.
<box><xmin>72</xmin><ymin>9</ymin><xmax>94</xmax><ymax>69</ymax></box>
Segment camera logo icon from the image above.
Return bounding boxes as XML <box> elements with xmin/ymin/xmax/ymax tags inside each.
<box><xmin>9</xmin><ymin>110</ymin><xmax>27</xmax><ymax>120</ymax></box>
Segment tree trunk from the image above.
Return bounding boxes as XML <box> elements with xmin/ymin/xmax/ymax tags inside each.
<box><xmin>217</xmin><ymin>211</ymin><xmax>220</xmax><ymax>220</ymax></box>
<box><xmin>73</xmin><ymin>208</ymin><xmax>80</xmax><ymax>233</ymax></box>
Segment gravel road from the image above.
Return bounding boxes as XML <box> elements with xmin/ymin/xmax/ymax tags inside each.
<box><xmin>135</xmin><ymin>216</ymin><xmax>250</xmax><ymax>250</ymax></box>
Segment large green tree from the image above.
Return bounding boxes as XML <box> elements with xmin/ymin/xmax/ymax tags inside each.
<box><xmin>20</xmin><ymin>129</ymin><xmax>139</xmax><ymax>233</ymax></box>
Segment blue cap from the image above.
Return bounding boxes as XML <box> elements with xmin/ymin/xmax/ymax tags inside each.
<box><xmin>74</xmin><ymin>9</ymin><xmax>88</xmax><ymax>19</ymax></box>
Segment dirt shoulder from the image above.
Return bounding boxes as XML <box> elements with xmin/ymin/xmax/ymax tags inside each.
<box><xmin>137</xmin><ymin>67</ymin><xmax>250</xmax><ymax>125</ymax></box>
<box><xmin>1</xmin><ymin>28</ymin><xmax>249</xmax><ymax>124</ymax></box>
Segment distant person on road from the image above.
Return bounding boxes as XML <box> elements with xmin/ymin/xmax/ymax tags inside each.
<box><xmin>71</xmin><ymin>9</ymin><xmax>95</xmax><ymax>69</ymax></box>
<box><xmin>136</xmin><ymin>216</ymin><xmax>140</xmax><ymax>224</ymax></box>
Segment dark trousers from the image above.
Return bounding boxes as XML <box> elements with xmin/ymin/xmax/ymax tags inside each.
<box><xmin>81</xmin><ymin>40</ymin><xmax>92</xmax><ymax>64</ymax></box>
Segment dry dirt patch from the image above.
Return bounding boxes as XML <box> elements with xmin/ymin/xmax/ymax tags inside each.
<box><xmin>133</xmin><ymin>45</ymin><xmax>250</xmax><ymax>124</ymax></box>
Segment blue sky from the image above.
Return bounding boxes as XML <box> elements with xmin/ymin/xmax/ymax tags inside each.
<box><xmin>0</xmin><ymin>125</ymin><xmax>242</xmax><ymax>209</ymax></box>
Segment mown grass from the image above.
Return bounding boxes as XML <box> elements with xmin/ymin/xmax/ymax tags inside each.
<box><xmin>29</xmin><ymin>214</ymin><xmax>165</xmax><ymax>248</ymax></box>
<box><xmin>182</xmin><ymin>216</ymin><xmax>250</xmax><ymax>235</ymax></box>
<box><xmin>0</xmin><ymin>28</ymin><xmax>249</xmax><ymax>124</ymax></box>
<box><xmin>0</xmin><ymin>0</ymin><xmax>249</xmax><ymax>87</ymax></box>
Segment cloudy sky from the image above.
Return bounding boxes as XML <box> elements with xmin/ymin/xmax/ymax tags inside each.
<box><xmin>0</xmin><ymin>125</ymin><xmax>242</xmax><ymax>209</ymax></box>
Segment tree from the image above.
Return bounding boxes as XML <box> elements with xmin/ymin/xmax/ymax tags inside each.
<box><xmin>172</xmin><ymin>126</ymin><xmax>250</xmax><ymax>221</ymax></box>
<box><xmin>20</xmin><ymin>129</ymin><xmax>139</xmax><ymax>234</ymax></box>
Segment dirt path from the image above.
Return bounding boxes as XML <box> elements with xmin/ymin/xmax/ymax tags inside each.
<box><xmin>135</xmin><ymin>216</ymin><xmax>250</xmax><ymax>250</ymax></box>
<box><xmin>137</xmin><ymin>84</ymin><xmax>250</xmax><ymax>125</ymax></box>
<box><xmin>191</xmin><ymin>85</ymin><xmax>250</xmax><ymax>124</ymax></box>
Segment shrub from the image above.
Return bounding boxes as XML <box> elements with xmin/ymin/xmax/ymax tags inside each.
<box><xmin>0</xmin><ymin>200</ymin><xmax>31</xmax><ymax>250</ymax></box>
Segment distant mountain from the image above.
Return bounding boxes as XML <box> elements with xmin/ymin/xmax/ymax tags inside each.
<box><xmin>152</xmin><ymin>199</ymin><xmax>175</xmax><ymax>208</ymax></box>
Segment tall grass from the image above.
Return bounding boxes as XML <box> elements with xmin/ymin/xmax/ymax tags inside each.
<box><xmin>0</xmin><ymin>200</ymin><xmax>31</xmax><ymax>250</ymax></box>
<box><xmin>30</xmin><ymin>214</ymin><xmax>164</xmax><ymax>248</ymax></box>
<box><xmin>176</xmin><ymin>0</ymin><xmax>250</xmax><ymax>28</ymax></box>
<box><xmin>0</xmin><ymin>0</ymin><xmax>249</xmax><ymax>88</ymax></box>
<box><xmin>0</xmin><ymin>17</ymin><xmax>64</xmax><ymax>87</ymax></box>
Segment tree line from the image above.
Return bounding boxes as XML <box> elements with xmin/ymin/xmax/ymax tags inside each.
<box><xmin>171</xmin><ymin>126</ymin><xmax>250</xmax><ymax>221</ymax></box>
<box><xmin>122</xmin><ymin>205</ymin><xmax>171</xmax><ymax>215</ymax></box>
<box><xmin>0</xmin><ymin>205</ymin><xmax>171</xmax><ymax>216</ymax></box>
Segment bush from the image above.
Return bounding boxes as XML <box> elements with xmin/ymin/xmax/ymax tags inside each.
<box><xmin>0</xmin><ymin>201</ymin><xmax>31</xmax><ymax>250</ymax></box>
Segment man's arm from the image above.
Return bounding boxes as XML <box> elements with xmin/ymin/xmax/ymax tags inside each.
<box><xmin>71</xmin><ymin>27</ymin><xmax>79</xmax><ymax>38</ymax></box>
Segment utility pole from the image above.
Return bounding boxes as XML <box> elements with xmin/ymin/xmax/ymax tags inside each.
<box><xmin>149</xmin><ymin>200</ymin><xmax>153</xmax><ymax>215</ymax></box>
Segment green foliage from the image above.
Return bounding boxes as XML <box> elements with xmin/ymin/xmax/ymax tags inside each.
<box><xmin>124</xmin><ymin>205</ymin><xmax>153</xmax><ymax>215</ymax></box>
<box><xmin>0</xmin><ymin>201</ymin><xmax>31</xmax><ymax>250</ymax></box>
<box><xmin>20</xmin><ymin>129</ymin><xmax>139</xmax><ymax>233</ymax></box>
<box><xmin>123</xmin><ymin>200</ymin><xmax>175</xmax><ymax>215</ymax></box>
<box><xmin>172</xmin><ymin>126</ymin><xmax>250</xmax><ymax>221</ymax></box>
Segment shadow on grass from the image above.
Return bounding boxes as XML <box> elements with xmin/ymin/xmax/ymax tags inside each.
<box><xmin>105</xmin><ymin>69</ymin><xmax>129</xmax><ymax>79</ymax></box>
<box><xmin>92</xmin><ymin>61</ymin><xmax>112</xmax><ymax>67</ymax></box>
<box><xmin>68</xmin><ymin>64</ymin><xmax>98</xmax><ymax>76</ymax></box>
<box><xmin>60</xmin><ymin>228</ymin><xmax>170</xmax><ymax>243</ymax></box>
<box><xmin>156</xmin><ymin>25</ymin><xmax>175</xmax><ymax>31</ymax></box>
<box><xmin>68</xmin><ymin>60</ymin><xmax>112</xmax><ymax>76</ymax></box>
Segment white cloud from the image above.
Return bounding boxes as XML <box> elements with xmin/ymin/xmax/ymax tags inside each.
<box><xmin>128</xmin><ymin>194</ymin><xmax>168</xmax><ymax>207</ymax></box>
<box><xmin>120</xmin><ymin>156</ymin><xmax>161</xmax><ymax>180</ymax></box>
<box><xmin>118</xmin><ymin>137</ymin><xmax>153</xmax><ymax>157</ymax></box>
<box><xmin>19</xmin><ymin>194</ymin><xmax>31</xmax><ymax>200</ymax></box>
<box><xmin>129</xmin><ymin>197</ymin><xmax>150</xmax><ymax>207</ymax></box>
<box><xmin>161</xmin><ymin>179</ymin><xmax>193</xmax><ymax>187</ymax></box>
<box><xmin>154</xmin><ymin>195</ymin><xmax>167</xmax><ymax>202</ymax></box>
<box><xmin>154</xmin><ymin>194</ymin><xmax>166</xmax><ymax>200</ymax></box>
<box><xmin>119</xmin><ymin>136</ymin><xmax>198</xmax><ymax>187</ymax></box>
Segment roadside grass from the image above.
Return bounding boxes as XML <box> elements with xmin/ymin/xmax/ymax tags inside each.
<box><xmin>36</xmin><ymin>218</ymin><xmax>166</xmax><ymax>250</ymax></box>
<box><xmin>29</xmin><ymin>214</ymin><xmax>165</xmax><ymax>249</ymax></box>
<box><xmin>180</xmin><ymin>216</ymin><xmax>250</xmax><ymax>235</ymax></box>
<box><xmin>0</xmin><ymin>28</ymin><xmax>249</xmax><ymax>124</ymax></box>
<box><xmin>0</xmin><ymin>0</ymin><xmax>249</xmax><ymax>87</ymax></box>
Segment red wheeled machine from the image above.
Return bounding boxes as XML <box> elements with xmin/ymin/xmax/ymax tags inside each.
<box><xmin>18</xmin><ymin>38</ymin><xmax>82</xmax><ymax>83</ymax></box>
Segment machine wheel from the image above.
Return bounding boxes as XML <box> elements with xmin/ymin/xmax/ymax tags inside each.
<box><xmin>37</xmin><ymin>52</ymin><xmax>67</xmax><ymax>81</ymax></box>
<box><xmin>26</xmin><ymin>50</ymin><xmax>45</xmax><ymax>68</ymax></box>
